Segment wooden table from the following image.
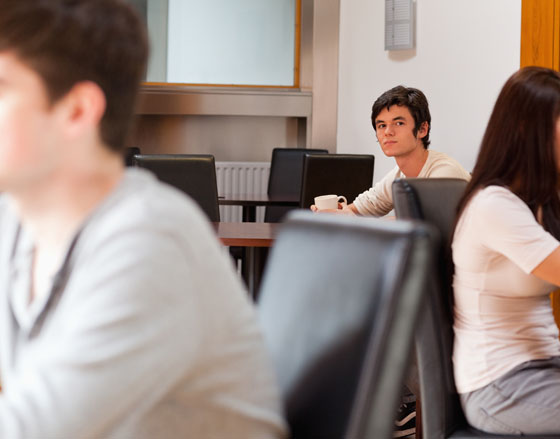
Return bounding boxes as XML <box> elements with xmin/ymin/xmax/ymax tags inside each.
<box><xmin>214</xmin><ymin>222</ymin><xmax>279</xmax><ymax>298</ymax></box>
<box><xmin>214</xmin><ymin>222</ymin><xmax>278</xmax><ymax>246</ymax></box>
<box><xmin>218</xmin><ymin>193</ymin><xmax>299</xmax><ymax>222</ymax></box>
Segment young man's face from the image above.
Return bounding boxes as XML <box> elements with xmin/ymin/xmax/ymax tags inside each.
<box><xmin>0</xmin><ymin>51</ymin><xmax>64</xmax><ymax>193</ymax></box>
<box><xmin>374</xmin><ymin>105</ymin><xmax>428</xmax><ymax>158</ymax></box>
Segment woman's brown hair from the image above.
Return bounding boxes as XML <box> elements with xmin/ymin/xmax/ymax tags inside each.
<box><xmin>456</xmin><ymin>66</ymin><xmax>560</xmax><ymax>239</ymax></box>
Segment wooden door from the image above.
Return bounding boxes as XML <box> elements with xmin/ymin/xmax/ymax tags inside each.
<box><xmin>521</xmin><ymin>0</ymin><xmax>560</xmax><ymax>69</ymax></box>
<box><xmin>521</xmin><ymin>0</ymin><xmax>560</xmax><ymax>331</ymax></box>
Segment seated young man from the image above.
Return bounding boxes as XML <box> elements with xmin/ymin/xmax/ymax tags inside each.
<box><xmin>313</xmin><ymin>86</ymin><xmax>470</xmax><ymax>215</ymax></box>
<box><xmin>0</xmin><ymin>1</ymin><xmax>285</xmax><ymax>438</ymax></box>
<box><xmin>311</xmin><ymin>86</ymin><xmax>470</xmax><ymax>437</ymax></box>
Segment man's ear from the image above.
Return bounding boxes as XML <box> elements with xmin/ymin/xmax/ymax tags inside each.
<box><xmin>58</xmin><ymin>81</ymin><xmax>106</xmax><ymax>138</ymax></box>
<box><xmin>417</xmin><ymin>121</ymin><xmax>429</xmax><ymax>139</ymax></box>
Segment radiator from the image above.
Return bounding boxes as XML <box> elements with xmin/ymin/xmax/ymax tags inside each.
<box><xmin>215</xmin><ymin>161</ymin><xmax>270</xmax><ymax>222</ymax></box>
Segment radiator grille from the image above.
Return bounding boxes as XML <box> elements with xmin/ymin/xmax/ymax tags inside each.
<box><xmin>215</xmin><ymin>161</ymin><xmax>270</xmax><ymax>222</ymax></box>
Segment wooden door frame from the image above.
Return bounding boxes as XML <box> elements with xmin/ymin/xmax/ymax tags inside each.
<box><xmin>521</xmin><ymin>0</ymin><xmax>560</xmax><ymax>68</ymax></box>
<box><xmin>521</xmin><ymin>0</ymin><xmax>560</xmax><ymax>330</ymax></box>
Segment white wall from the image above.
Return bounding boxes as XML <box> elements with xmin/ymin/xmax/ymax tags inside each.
<box><xmin>337</xmin><ymin>0</ymin><xmax>521</xmax><ymax>181</ymax></box>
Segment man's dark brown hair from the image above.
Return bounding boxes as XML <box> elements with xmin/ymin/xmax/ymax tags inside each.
<box><xmin>0</xmin><ymin>0</ymin><xmax>148</xmax><ymax>152</ymax></box>
<box><xmin>371</xmin><ymin>85</ymin><xmax>432</xmax><ymax>149</ymax></box>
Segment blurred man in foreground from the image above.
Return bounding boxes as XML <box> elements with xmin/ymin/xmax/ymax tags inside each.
<box><xmin>0</xmin><ymin>1</ymin><xmax>286</xmax><ymax>437</ymax></box>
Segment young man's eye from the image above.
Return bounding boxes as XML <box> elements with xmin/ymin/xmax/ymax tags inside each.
<box><xmin>377</xmin><ymin>124</ymin><xmax>385</xmax><ymax>129</ymax></box>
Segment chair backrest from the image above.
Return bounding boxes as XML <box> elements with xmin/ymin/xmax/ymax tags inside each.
<box><xmin>265</xmin><ymin>148</ymin><xmax>328</xmax><ymax>222</ymax></box>
<box><xmin>258</xmin><ymin>211</ymin><xmax>436</xmax><ymax>439</ymax></box>
<box><xmin>300</xmin><ymin>154</ymin><xmax>375</xmax><ymax>209</ymax></box>
<box><xmin>124</xmin><ymin>146</ymin><xmax>140</xmax><ymax>167</ymax></box>
<box><xmin>393</xmin><ymin>178</ymin><xmax>467</xmax><ymax>251</ymax></box>
<box><xmin>133</xmin><ymin>154</ymin><xmax>220</xmax><ymax>222</ymax></box>
<box><xmin>392</xmin><ymin>178</ymin><xmax>469</xmax><ymax>438</ymax></box>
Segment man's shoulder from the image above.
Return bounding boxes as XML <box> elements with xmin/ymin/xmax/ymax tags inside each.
<box><xmin>424</xmin><ymin>150</ymin><xmax>471</xmax><ymax>179</ymax></box>
<box><xmin>72</xmin><ymin>168</ymin><xmax>233</xmax><ymax>301</ymax></box>
<box><xmin>427</xmin><ymin>149</ymin><xmax>458</xmax><ymax>163</ymax></box>
<box><xmin>109</xmin><ymin>169</ymin><xmax>206</xmax><ymax>224</ymax></box>
<box><xmin>82</xmin><ymin>169</ymin><xmax>214</xmax><ymax>250</ymax></box>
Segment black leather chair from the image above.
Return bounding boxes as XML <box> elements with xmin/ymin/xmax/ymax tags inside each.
<box><xmin>133</xmin><ymin>154</ymin><xmax>220</xmax><ymax>222</ymax></box>
<box><xmin>392</xmin><ymin>178</ymin><xmax>556</xmax><ymax>439</ymax></box>
<box><xmin>123</xmin><ymin>146</ymin><xmax>141</xmax><ymax>166</ymax></box>
<box><xmin>265</xmin><ymin>148</ymin><xmax>328</xmax><ymax>222</ymax></box>
<box><xmin>258</xmin><ymin>211</ymin><xmax>437</xmax><ymax>439</ymax></box>
<box><xmin>124</xmin><ymin>146</ymin><xmax>140</xmax><ymax>167</ymax></box>
<box><xmin>300</xmin><ymin>153</ymin><xmax>375</xmax><ymax>209</ymax></box>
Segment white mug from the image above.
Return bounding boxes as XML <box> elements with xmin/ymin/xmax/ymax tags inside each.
<box><xmin>314</xmin><ymin>194</ymin><xmax>348</xmax><ymax>210</ymax></box>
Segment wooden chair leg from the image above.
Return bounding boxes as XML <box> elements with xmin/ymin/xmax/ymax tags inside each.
<box><xmin>416</xmin><ymin>396</ymin><xmax>422</xmax><ymax>439</ymax></box>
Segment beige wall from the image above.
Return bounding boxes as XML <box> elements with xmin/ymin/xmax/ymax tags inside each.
<box><xmin>131</xmin><ymin>115</ymin><xmax>299</xmax><ymax>161</ymax></box>
<box><xmin>309</xmin><ymin>0</ymin><xmax>339</xmax><ymax>151</ymax></box>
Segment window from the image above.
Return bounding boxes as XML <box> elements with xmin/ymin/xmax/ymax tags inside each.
<box><xmin>128</xmin><ymin>0</ymin><xmax>300</xmax><ymax>87</ymax></box>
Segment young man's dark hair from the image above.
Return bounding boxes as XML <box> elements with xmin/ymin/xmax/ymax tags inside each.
<box><xmin>0</xmin><ymin>0</ymin><xmax>148</xmax><ymax>152</ymax></box>
<box><xmin>371</xmin><ymin>85</ymin><xmax>432</xmax><ymax>149</ymax></box>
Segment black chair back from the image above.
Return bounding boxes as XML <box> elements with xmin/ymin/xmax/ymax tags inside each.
<box><xmin>393</xmin><ymin>178</ymin><xmax>467</xmax><ymax>438</ymax></box>
<box><xmin>133</xmin><ymin>154</ymin><xmax>220</xmax><ymax>222</ymax></box>
<box><xmin>300</xmin><ymin>154</ymin><xmax>374</xmax><ymax>209</ymax></box>
<box><xmin>258</xmin><ymin>211</ymin><xmax>436</xmax><ymax>439</ymax></box>
<box><xmin>265</xmin><ymin>148</ymin><xmax>328</xmax><ymax>222</ymax></box>
<box><xmin>124</xmin><ymin>146</ymin><xmax>140</xmax><ymax>167</ymax></box>
<box><xmin>393</xmin><ymin>178</ymin><xmax>467</xmax><ymax>252</ymax></box>
<box><xmin>392</xmin><ymin>178</ymin><xmax>554</xmax><ymax>438</ymax></box>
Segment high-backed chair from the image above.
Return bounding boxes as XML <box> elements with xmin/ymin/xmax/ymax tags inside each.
<box><xmin>300</xmin><ymin>153</ymin><xmax>375</xmax><ymax>209</ymax></box>
<box><xmin>133</xmin><ymin>154</ymin><xmax>220</xmax><ymax>222</ymax></box>
<box><xmin>392</xmin><ymin>178</ymin><xmax>555</xmax><ymax>439</ymax></box>
<box><xmin>124</xmin><ymin>146</ymin><xmax>140</xmax><ymax>167</ymax></box>
<box><xmin>258</xmin><ymin>211</ymin><xmax>437</xmax><ymax>439</ymax></box>
<box><xmin>265</xmin><ymin>148</ymin><xmax>328</xmax><ymax>222</ymax></box>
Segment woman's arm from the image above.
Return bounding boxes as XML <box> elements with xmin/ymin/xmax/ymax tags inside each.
<box><xmin>531</xmin><ymin>245</ymin><xmax>560</xmax><ymax>286</ymax></box>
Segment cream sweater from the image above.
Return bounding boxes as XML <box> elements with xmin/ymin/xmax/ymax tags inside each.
<box><xmin>353</xmin><ymin>149</ymin><xmax>471</xmax><ymax>216</ymax></box>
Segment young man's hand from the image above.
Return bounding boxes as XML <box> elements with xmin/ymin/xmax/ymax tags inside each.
<box><xmin>310</xmin><ymin>203</ymin><xmax>357</xmax><ymax>215</ymax></box>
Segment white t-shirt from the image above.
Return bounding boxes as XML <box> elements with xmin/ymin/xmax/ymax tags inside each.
<box><xmin>353</xmin><ymin>150</ymin><xmax>471</xmax><ymax>216</ymax></box>
<box><xmin>452</xmin><ymin>185</ymin><xmax>560</xmax><ymax>393</ymax></box>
